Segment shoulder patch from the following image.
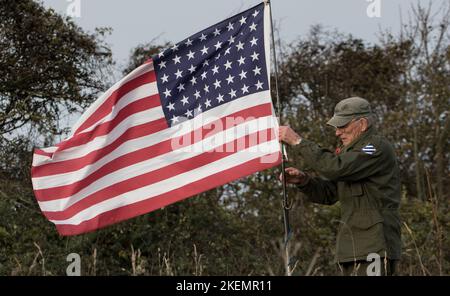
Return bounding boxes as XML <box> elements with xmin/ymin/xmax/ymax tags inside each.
<box><xmin>362</xmin><ymin>143</ymin><xmax>377</xmax><ymax>155</ymax></box>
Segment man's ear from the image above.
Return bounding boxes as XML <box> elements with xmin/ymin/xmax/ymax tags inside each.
<box><xmin>360</xmin><ymin>118</ymin><xmax>368</xmax><ymax>132</ymax></box>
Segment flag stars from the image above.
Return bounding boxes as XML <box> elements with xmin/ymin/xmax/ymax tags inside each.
<box><xmin>249</xmin><ymin>22</ymin><xmax>257</xmax><ymax>31</ymax></box>
<box><xmin>224</xmin><ymin>60</ymin><xmax>232</xmax><ymax>70</ymax></box>
<box><xmin>216</xmin><ymin>93</ymin><xmax>224</xmax><ymax>103</ymax></box>
<box><xmin>185</xmin><ymin>38</ymin><xmax>193</xmax><ymax>46</ymax></box>
<box><xmin>158</xmin><ymin>60</ymin><xmax>167</xmax><ymax>69</ymax></box>
<box><xmin>228</xmin><ymin>35</ymin><xmax>235</xmax><ymax>44</ymax></box>
<box><xmin>177</xmin><ymin>83</ymin><xmax>185</xmax><ymax>92</ymax></box>
<box><xmin>203</xmin><ymin>84</ymin><xmax>210</xmax><ymax>93</ymax></box>
<box><xmin>185</xmin><ymin>109</ymin><xmax>193</xmax><ymax>118</ymax></box>
<box><xmin>161</xmin><ymin>73</ymin><xmax>169</xmax><ymax>83</ymax></box>
<box><xmin>214</xmin><ymin>41</ymin><xmax>223</xmax><ymax>50</ymax></box>
<box><xmin>174</xmin><ymin>69</ymin><xmax>183</xmax><ymax>79</ymax></box>
<box><xmin>224</xmin><ymin>48</ymin><xmax>231</xmax><ymax>55</ymax></box>
<box><xmin>186</xmin><ymin>50</ymin><xmax>195</xmax><ymax>60</ymax></box>
<box><xmin>163</xmin><ymin>88</ymin><xmax>172</xmax><ymax>98</ymax></box>
<box><xmin>193</xmin><ymin>90</ymin><xmax>201</xmax><ymax>99</ymax></box>
<box><xmin>237</xmin><ymin>56</ymin><xmax>246</xmax><ymax>66</ymax></box>
<box><xmin>202</xmin><ymin>59</ymin><xmax>209</xmax><ymax>67</ymax></box>
<box><xmin>172</xmin><ymin>55</ymin><xmax>181</xmax><ymax>64</ymax></box>
<box><xmin>199</xmin><ymin>33</ymin><xmax>207</xmax><ymax>41</ymax></box>
<box><xmin>251</xmin><ymin>51</ymin><xmax>260</xmax><ymax>61</ymax></box>
<box><xmin>167</xmin><ymin>102</ymin><xmax>175</xmax><ymax>111</ymax></box>
<box><xmin>200</xmin><ymin>45</ymin><xmax>209</xmax><ymax>55</ymax></box>
<box><xmin>236</xmin><ymin>41</ymin><xmax>244</xmax><ymax>51</ymax></box>
<box><xmin>253</xmin><ymin>66</ymin><xmax>261</xmax><ymax>76</ymax></box>
<box><xmin>181</xmin><ymin>96</ymin><xmax>190</xmax><ymax>105</ymax></box>
<box><xmin>227</xmin><ymin>22</ymin><xmax>234</xmax><ymax>31</ymax></box>
<box><xmin>213</xmin><ymin>79</ymin><xmax>221</xmax><ymax>89</ymax></box>
<box><xmin>211</xmin><ymin>65</ymin><xmax>219</xmax><ymax>75</ymax></box>
<box><xmin>252</xmin><ymin>10</ymin><xmax>260</xmax><ymax>18</ymax></box>
<box><xmin>239</xmin><ymin>16</ymin><xmax>247</xmax><ymax>25</ymax></box>
<box><xmin>229</xmin><ymin>89</ymin><xmax>237</xmax><ymax>98</ymax></box>
<box><xmin>188</xmin><ymin>64</ymin><xmax>196</xmax><ymax>74</ymax></box>
<box><xmin>249</xmin><ymin>37</ymin><xmax>258</xmax><ymax>47</ymax></box>
<box><xmin>190</xmin><ymin>76</ymin><xmax>197</xmax><ymax>86</ymax></box>
<box><xmin>213</xmin><ymin>28</ymin><xmax>221</xmax><ymax>36</ymax></box>
<box><xmin>255</xmin><ymin>80</ymin><xmax>264</xmax><ymax>90</ymax></box>
<box><xmin>171</xmin><ymin>115</ymin><xmax>179</xmax><ymax>124</ymax></box>
<box><xmin>239</xmin><ymin>70</ymin><xmax>247</xmax><ymax>80</ymax></box>
<box><xmin>200</xmin><ymin>71</ymin><xmax>207</xmax><ymax>80</ymax></box>
<box><xmin>204</xmin><ymin>99</ymin><xmax>212</xmax><ymax>108</ymax></box>
<box><xmin>226</xmin><ymin>74</ymin><xmax>235</xmax><ymax>84</ymax></box>
<box><xmin>241</xmin><ymin>84</ymin><xmax>249</xmax><ymax>94</ymax></box>
<box><xmin>171</xmin><ymin>44</ymin><xmax>179</xmax><ymax>51</ymax></box>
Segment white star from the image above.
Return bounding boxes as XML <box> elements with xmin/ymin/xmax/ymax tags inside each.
<box><xmin>239</xmin><ymin>16</ymin><xmax>247</xmax><ymax>25</ymax></box>
<box><xmin>202</xmin><ymin>59</ymin><xmax>209</xmax><ymax>67</ymax></box>
<box><xmin>241</xmin><ymin>84</ymin><xmax>249</xmax><ymax>94</ymax></box>
<box><xmin>185</xmin><ymin>38</ymin><xmax>193</xmax><ymax>46</ymax></box>
<box><xmin>214</xmin><ymin>41</ymin><xmax>223</xmax><ymax>50</ymax></box>
<box><xmin>237</xmin><ymin>56</ymin><xmax>246</xmax><ymax>66</ymax></box>
<box><xmin>185</xmin><ymin>109</ymin><xmax>193</xmax><ymax>117</ymax></box>
<box><xmin>158</xmin><ymin>51</ymin><xmax>165</xmax><ymax>58</ymax></box>
<box><xmin>236</xmin><ymin>41</ymin><xmax>244</xmax><ymax>51</ymax></box>
<box><xmin>216</xmin><ymin>93</ymin><xmax>224</xmax><ymax>103</ymax></box>
<box><xmin>201</xmin><ymin>71</ymin><xmax>207</xmax><ymax>80</ymax></box>
<box><xmin>226</xmin><ymin>74</ymin><xmax>234</xmax><ymax>84</ymax></box>
<box><xmin>224</xmin><ymin>48</ymin><xmax>231</xmax><ymax>55</ymax></box>
<box><xmin>213</xmin><ymin>28</ymin><xmax>221</xmax><ymax>36</ymax></box>
<box><xmin>239</xmin><ymin>70</ymin><xmax>247</xmax><ymax>80</ymax></box>
<box><xmin>158</xmin><ymin>60</ymin><xmax>167</xmax><ymax>69</ymax></box>
<box><xmin>174</xmin><ymin>69</ymin><xmax>183</xmax><ymax>79</ymax></box>
<box><xmin>190</xmin><ymin>76</ymin><xmax>197</xmax><ymax>85</ymax></box>
<box><xmin>252</xmin><ymin>10</ymin><xmax>260</xmax><ymax>18</ymax></box>
<box><xmin>250</xmin><ymin>37</ymin><xmax>258</xmax><ymax>47</ymax></box>
<box><xmin>172</xmin><ymin>55</ymin><xmax>181</xmax><ymax>64</ymax></box>
<box><xmin>177</xmin><ymin>83</ymin><xmax>185</xmax><ymax>92</ymax></box>
<box><xmin>252</xmin><ymin>66</ymin><xmax>261</xmax><ymax>76</ymax></box>
<box><xmin>251</xmin><ymin>51</ymin><xmax>260</xmax><ymax>61</ymax></box>
<box><xmin>215</xmin><ymin>53</ymin><xmax>221</xmax><ymax>60</ymax></box>
<box><xmin>227</xmin><ymin>22</ymin><xmax>234</xmax><ymax>31</ymax></box>
<box><xmin>255</xmin><ymin>80</ymin><xmax>264</xmax><ymax>90</ymax></box>
<box><xmin>186</xmin><ymin>50</ymin><xmax>195</xmax><ymax>60</ymax></box>
<box><xmin>213</xmin><ymin>79</ymin><xmax>221</xmax><ymax>89</ymax></box>
<box><xmin>224</xmin><ymin>60</ymin><xmax>232</xmax><ymax>70</ymax></box>
<box><xmin>171</xmin><ymin>115</ymin><xmax>179</xmax><ymax>124</ymax></box>
<box><xmin>194</xmin><ymin>90</ymin><xmax>201</xmax><ymax>99</ymax></box>
<box><xmin>167</xmin><ymin>102</ymin><xmax>175</xmax><ymax>111</ymax></box>
<box><xmin>211</xmin><ymin>65</ymin><xmax>219</xmax><ymax>75</ymax></box>
<box><xmin>197</xmin><ymin>105</ymin><xmax>202</xmax><ymax>113</ymax></box>
<box><xmin>228</xmin><ymin>35</ymin><xmax>235</xmax><ymax>44</ymax></box>
<box><xmin>161</xmin><ymin>73</ymin><xmax>169</xmax><ymax>83</ymax></box>
<box><xmin>163</xmin><ymin>88</ymin><xmax>172</xmax><ymax>98</ymax></box>
<box><xmin>200</xmin><ymin>45</ymin><xmax>209</xmax><ymax>55</ymax></box>
<box><xmin>188</xmin><ymin>64</ymin><xmax>196</xmax><ymax>74</ymax></box>
<box><xmin>204</xmin><ymin>99</ymin><xmax>212</xmax><ymax>108</ymax></box>
<box><xmin>171</xmin><ymin>44</ymin><xmax>179</xmax><ymax>51</ymax></box>
<box><xmin>199</xmin><ymin>33</ymin><xmax>207</xmax><ymax>41</ymax></box>
<box><xmin>203</xmin><ymin>84</ymin><xmax>210</xmax><ymax>93</ymax></box>
<box><xmin>229</xmin><ymin>89</ymin><xmax>237</xmax><ymax>98</ymax></box>
<box><xmin>181</xmin><ymin>96</ymin><xmax>189</xmax><ymax>105</ymax></box>
<box><xmin>249</xmin><ymin>22</ymin><xmax>257</xmax><ymax>31</ymax></box>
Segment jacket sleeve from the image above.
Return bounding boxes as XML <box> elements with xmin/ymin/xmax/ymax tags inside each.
<box><xmin>297</xmin><ymin>139</ymin><xmax>386</xmax><ymax>182</ymax></box>
<box><xmin>297</xmin><ymin>174</ymin><xmax>338</xmax><ymax>205</ymax></box>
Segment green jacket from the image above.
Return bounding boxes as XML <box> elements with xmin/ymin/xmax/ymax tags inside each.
<box><xmin>296</xmin><ymin>127</ymin><xmax>401</xmax><ymax>263</ymax></box>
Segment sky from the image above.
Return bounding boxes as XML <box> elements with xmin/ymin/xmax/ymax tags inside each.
<box><xmin>40</xmin><ymin>0</ymin><xmax>444</xmax><ymax>77</ymax></box>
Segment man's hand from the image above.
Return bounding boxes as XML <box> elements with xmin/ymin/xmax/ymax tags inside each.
<box><xmin>279</xmin><ymin>167</ymin><xmax>308</xmax><ymax>185</ymax></box>
<box><xmin>279</xmin><ymin>126</ymin><xmax>302</xmax><ymax>146</ymax></box>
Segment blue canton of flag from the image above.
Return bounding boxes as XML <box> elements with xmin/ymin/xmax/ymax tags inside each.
<box><xmin>152</xmin><ymin>3</ymin><xmax>269</xmax><ymax>126</ymax></box>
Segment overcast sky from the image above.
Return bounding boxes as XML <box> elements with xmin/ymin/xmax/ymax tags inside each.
<box><xmin>40</xmin><ymin>0</ymin><xmax>445</xmax><ymax>77</ymax></box>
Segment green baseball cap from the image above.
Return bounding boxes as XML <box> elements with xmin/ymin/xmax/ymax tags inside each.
<box><xmin>327</xmin><ymin>97</ymin><xmax>373</xmax><ymax>128</ymax></box>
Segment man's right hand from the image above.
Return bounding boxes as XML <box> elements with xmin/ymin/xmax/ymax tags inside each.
<box><xmin>279</xmin><ymin>167</ymin><xmax>308</xmax><ymax>185</ymax></box>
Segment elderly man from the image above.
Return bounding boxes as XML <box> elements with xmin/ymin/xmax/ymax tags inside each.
<box><xmin>279</xmin><ymin>97</ymin><xmax>401</xmax><ymax>276</ymax></box>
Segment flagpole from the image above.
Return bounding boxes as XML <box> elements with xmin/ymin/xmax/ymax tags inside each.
<box><xmin>265</xmin><ymin>0</ymin><xmax>293</xmax><ymax>276</ymax></box>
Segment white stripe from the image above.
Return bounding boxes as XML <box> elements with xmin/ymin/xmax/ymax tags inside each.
<box><xmin>37</xmin><ymin>115</ymin><xmax>277</xmax><ymax>212</ymax></box>
<box><xmin>70</xmin><ymin>62</ymin><xmax>154</xmax><ymax>136</ymax></box>
<box><xmin>50</xmin><ymin>139</ymin><xmax>279</xmax><ymax>225</ymax></box>
<box><xmin>32</xmin><ymin>90</ymin><xmax>271</xmax><ymax>183</ymax></box>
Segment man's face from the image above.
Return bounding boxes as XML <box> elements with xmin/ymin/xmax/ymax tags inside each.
<box><xmin>335</xmin><ymin>118</ymin><xmax>364</xmax><ymax>146</ymax></box>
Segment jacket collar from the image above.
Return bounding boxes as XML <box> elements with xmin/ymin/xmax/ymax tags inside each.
<box><xmin>342</xmin><ymin>126</ymin><xmax>376</xmax><ymax>153</ymax></box>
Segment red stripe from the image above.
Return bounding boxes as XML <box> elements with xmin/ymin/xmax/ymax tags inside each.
<box><xmin>32</xmin><ymin>102</ymin><xmax>272</xmax><ymax>179</ymax></box>
<box><xmin>42</xmin><ymin>128</ymin><xmax>276</xmax><ymax>221</ymax></box>
<box><xmin>34</xmin><ymin>149</ymin><xmax>54</xmax><ymax>157</ymax></box>
<box><xmin>52</xmin><ymin>95</ymin><xmax>160</xmax><ymax>153</ymax></box>
<box><xmin>74</xmin><ymin>70</ymin><xmax>156</xmax><ymax>135</ymax></box>
<box><xmin>33</xmin><ymin>103</ymin><xmax>273</xmax><ymax>201</ymax></box>
<box><xmin>31</xmin><ymin>117</ymin><xmax>168</xmax><ymax>178</ymax></box>
<box><xmin>54</xmin><ymin>152</ymin><xmax>281</xmax><ymax>235</ymax></box>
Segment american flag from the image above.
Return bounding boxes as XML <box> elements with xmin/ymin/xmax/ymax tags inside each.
<box><xmin>31</xmin><ymin>2</ymin><xmax>281</xmax><ymax>236</ymax></box>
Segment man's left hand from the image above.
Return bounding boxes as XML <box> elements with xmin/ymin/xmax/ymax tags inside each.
<box><xmin>279</xmin><ymin>126</ymin><xmax>302</xmax><ymax>146</ymax></box>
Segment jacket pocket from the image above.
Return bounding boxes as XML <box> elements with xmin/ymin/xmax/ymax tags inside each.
<box><xmin>337</xmin><ymin>210</ymin><xmax>387</xmax><ymax>261</ymax></box>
